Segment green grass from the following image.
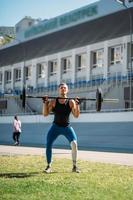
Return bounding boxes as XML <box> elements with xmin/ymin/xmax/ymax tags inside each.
<box><xmin>0</xmin><ymin>155</ymin><xmax>133</xmax><ymax>200</ymax></box>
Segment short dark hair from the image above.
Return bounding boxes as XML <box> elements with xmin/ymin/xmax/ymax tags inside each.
<box><xmin>58</xmin><ymin>83</ymin><xmax>68</xmax><ymax>88</ymax></box>
<box><xmin>14</xmin><ymin>115</ymin><xmax>18</xmax><ymax>120</ymax></box>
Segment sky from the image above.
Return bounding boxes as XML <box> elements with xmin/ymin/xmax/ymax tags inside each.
<box><xmin>0</xmin><ymin>0</ymin><xmax>98</xmax><ymax>27</ymax></box>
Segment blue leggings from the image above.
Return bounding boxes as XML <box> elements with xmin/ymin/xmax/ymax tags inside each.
<box><xmin>46</xmin><ymin>123</ymin><xmax>77</xmax><ymax>164</ymax></box>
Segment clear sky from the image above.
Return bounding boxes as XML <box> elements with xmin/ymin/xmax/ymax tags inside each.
<box><xmin>0</xmin><ymin>0</ymin><xmax>98</xmax><ymax>27</ymax></box>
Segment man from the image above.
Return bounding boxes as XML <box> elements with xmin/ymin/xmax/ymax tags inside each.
<box><xmin>13</xmin><ymin>115</ymin><xmax>21</xmax><ymax>145</ymax></box>
<box><xmin>42</xmin><ymin>83</ymin><xmax>80</xmax><ymax>173</ymax></box>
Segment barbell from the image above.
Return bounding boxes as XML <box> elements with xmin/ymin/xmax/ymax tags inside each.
<box><xmin>19</xmin><ymin>88</ymin><xmax>119</xmax><ymax>112</ymax></box>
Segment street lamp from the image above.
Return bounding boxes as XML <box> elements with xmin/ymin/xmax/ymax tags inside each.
<box><xmin>115</xmin><ymin>0</ymin><xmax>133</xmax><ymax>110</ymax></box>
<box><xmin>5</xmin><ymin>34</ymin><xmax>26</xmax><ymax>108</ymax></box>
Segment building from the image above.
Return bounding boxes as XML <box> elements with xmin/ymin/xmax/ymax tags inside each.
<box><xmin>15</xmin><ymin>16</ymin><xmax>42</xmax><ymax>42</ymax></box>
<box><xmin>0</xmin><ymin>0</ymin><xmax>133</xmax><ymax>113</ymax></box>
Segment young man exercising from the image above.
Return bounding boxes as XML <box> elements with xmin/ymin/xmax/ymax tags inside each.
<box><xmin>42</xmin><ymin>83</ymin><xmax>80</xmax><ymax>173</ymax></box>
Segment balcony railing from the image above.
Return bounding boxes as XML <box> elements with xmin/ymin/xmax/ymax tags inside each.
<box><xmin>1</xmin><ymin>70</ymin><xmax>133</xmax><ymax>96</ymax></box>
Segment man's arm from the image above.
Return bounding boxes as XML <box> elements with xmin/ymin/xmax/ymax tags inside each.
<box><xmin>70</xmin><ymin>99</ymin><xmax>80</xmax><ymax>118</ymax></box>
<box><xmin>19</xmin><ymin>120</ymin><xmax>21</xmax><ymax>128</ymax></box>
<box><xmin>42</xmin><ymin>97</ymin><xmax>54</xmax><ymax>116</ymax></box>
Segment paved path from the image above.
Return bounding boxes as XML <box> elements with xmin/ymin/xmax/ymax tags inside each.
<box><xmin>0</xmin><ymin>145</ymin><xmax>133</xmax><ymax>166</ymax></box>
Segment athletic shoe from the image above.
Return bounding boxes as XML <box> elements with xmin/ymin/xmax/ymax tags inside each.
<box><xmin>14</xmin><ymin>142</ymin><xmax>19</xmax><ymax>146</ymax></box>
<box><xmin>72</xmin><ymin>166</ymin><xmax>80</xmax><ymax>173</ymax></box>
<box><xmin>44</xmin><ymin>166</ymin><xmax>51</xmax><ymax>173</ymax></box>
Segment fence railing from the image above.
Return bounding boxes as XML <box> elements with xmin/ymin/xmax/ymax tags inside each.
<box><xmin>1</xmin><ymin>70</ymin><xmax>133</xmax><ymax>96</ymax></box>
<box><xmin>28</xmin><ymin>71</ymin><xmax>133</xmax><ymax>94</ymax></box>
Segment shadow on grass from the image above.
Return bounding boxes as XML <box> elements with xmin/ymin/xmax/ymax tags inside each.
<box><xmin>0</xmin><ymin>172</ymin><xmax>39</xmax><ymax>179</ymax></box>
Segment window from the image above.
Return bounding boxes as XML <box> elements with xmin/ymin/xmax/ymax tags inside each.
<box><xmin>62</xmin><ymin>57</ymin><xmax>72</xmax><ymax>73</ymax></box>
<box><xmin>77</xmin><ymin>54</ymin><xmax>87</xmax><ymax>71</ymax></box>
<box><xmin>5</xmin><ymin>71</ymin><xmax>11</xmax><ymax>83</ymax></box>
<box><xmin>128</xmin><ymin>43</ymin><xmax>133</xmax><ymax>68</ymax></box>
<box><xmin>16</xmin><ymin>26</ymin><xmax>20</xmax><ymax>33</ymax></box>
<box><xmin>25</xmin><ymin>66</ymin><xmax>31</xmax><ymax>80</ymax></box>
<box><xmin>110</xmin><ymin>45</ymin><xmax>123</xmax><ymax>65</ymax></box>
<box><xmin>49</xmin><ymin>60</ymin><xmax>57</xmax><ymax>76</ymax></box>
<box><xmin>15</xmin><ymin>69</ymin><xmax>21</xmax><ymax>81</ymax></box>
<box><xmin>28</xmin><ymin>21</ymin><xmax>32</xmax><ymax>27</ymax></box>
<box><xmin>0</xmin><ymin>73</ymin><xmax>2</xmax><ymax>84</ymax></box>
<box><xmin>37</xmin><ymin>63</ymin><xmax>45</xmax><ymax>78</ymax></box>
<box><xmin>92</xmin><ymin>49</ymin><xmax>104</xmax><ymax>68</ymax></box>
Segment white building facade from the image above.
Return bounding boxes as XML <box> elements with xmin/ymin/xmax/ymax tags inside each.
<box><xmin>0</xmin><ymin>0</ymin><xmax>133</xmax><ymax>112</ymax></box>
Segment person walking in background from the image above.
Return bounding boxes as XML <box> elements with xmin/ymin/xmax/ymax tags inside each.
<box><xmin>42</xmin><ymin>83</ymin><xmax>80</xmax><ymax>173</ymax></box>
<box><xmin>13</xmin><ymin>115</ymin><xmax>21</xmax><ymax>145</ymax></box>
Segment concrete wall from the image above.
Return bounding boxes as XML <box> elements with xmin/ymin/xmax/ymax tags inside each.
<box><xmin>1</xmin><ymin>122</ymin><xmax>133</xmax><ymax>153</ymax></box>
<box><xmin>0</xmin><ymin>112</ymin><xmax>133</xmax><ymax>153</ymax></box>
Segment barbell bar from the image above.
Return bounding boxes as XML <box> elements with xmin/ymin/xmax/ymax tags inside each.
<box><xmin>19</xmin><ymin>88</ymin><xmax>119</xmax><ymax>112</ymax></box>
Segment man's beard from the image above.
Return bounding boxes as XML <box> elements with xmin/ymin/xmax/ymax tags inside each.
<box><xmin>61</xmin><ymin>92</ymin><xmax>67</xmax><ymax>97</ymax></box>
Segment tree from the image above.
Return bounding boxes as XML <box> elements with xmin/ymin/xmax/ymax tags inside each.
<box><xmin>0</xmin><ymin>35</ymin><xmax>13</xmax><ymax>46</ymax></box>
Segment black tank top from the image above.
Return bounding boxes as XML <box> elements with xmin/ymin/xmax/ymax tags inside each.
<box><xmin>53</xmin><ymin>98</ymin><xmax>72</xmax><ymax>127</ymax></box>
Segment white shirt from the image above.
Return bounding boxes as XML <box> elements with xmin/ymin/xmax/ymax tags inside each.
<box><xmin>13</xmin><ymin>119</ymin><xmax>21</xmax><ymax>132</ymax></box>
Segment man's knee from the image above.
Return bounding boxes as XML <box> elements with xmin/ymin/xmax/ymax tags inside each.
<box><xmin>70</xmin><ymin>140</ymin><xmax>77</xmax><ymax>150</ymax></box>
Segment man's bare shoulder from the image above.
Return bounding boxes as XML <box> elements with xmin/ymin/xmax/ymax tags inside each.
<box><xmin>69</xmin><ymin>99</ymin><xmax>75</xmax><ymax>108</ymax></box>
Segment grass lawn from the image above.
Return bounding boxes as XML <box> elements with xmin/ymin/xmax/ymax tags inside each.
<box><xmin>0</xmin><ymin>155</ymin><xmax>133</xmax><ymax>200</ymax></box>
